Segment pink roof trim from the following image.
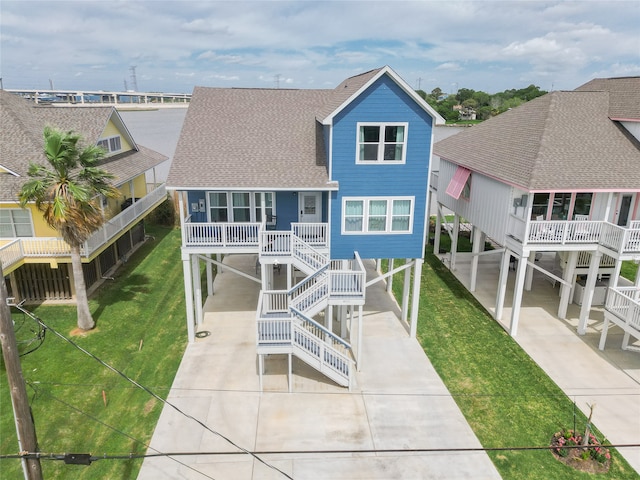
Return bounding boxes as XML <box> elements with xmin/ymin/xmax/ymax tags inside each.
<box><xmin>445</xmin><ymin>166</ymin><xmax>471</xmax><ymax>199</ymax></box>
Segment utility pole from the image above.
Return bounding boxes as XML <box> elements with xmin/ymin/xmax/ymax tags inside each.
<box><xmin>0</xmin><ymin>264</ymin><xmax>42</xmax><ymax>480</ymax></box>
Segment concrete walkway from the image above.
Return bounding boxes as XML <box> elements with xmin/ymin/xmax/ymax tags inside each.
<box><xmin>138</xmin><ymin>255</ymin><xmax>501</xmax><ymax>479</ymax></box>
<box><xmin>446</xmin><ymin>251</ymin><xmax>640</xmax><ymax>473</ymax></box>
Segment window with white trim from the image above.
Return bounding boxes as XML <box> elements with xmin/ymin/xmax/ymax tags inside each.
<box><xmin>0</xmin><ymin>209</ymin><xmax>34</xmax><ymax>237</ymax></box>
<box><xmin>342</xmin><ymin>197</ymin><xmax>413</xmax><ymax>234</ymax></box>
<box><xmin>207</xmin><ymin>192</ymin><xmax>275</xmax><ymax>223</ymax></box>
<box><xmin>357</xmin><ymin>123</ymin><xmax>407</xmax><ymax>163</ymax></box>
<box><xmin>97</xmin><ymin>135</ymin><xmax>122</xmax><ymax>154</ymax></box>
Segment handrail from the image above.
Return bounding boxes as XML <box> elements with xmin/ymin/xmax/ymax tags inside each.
<box><xmin>290</xmin><ymin>306</ymin><xmax>352</xmax><ymax>349</ymax></box>
<box><xmin>0</xmin><ymin>185</ymin><xmax>166</xmax><ymax>270</ymax></box>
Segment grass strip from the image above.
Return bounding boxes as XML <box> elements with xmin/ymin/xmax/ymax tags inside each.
<box><xmin>388</xmin><ymin>250</ymin><xmax>638</xmax><ymax>479</ymax></box>
<box><xmin>1</xmin><ymin>224</ymin><xmax>187</xmax><ymax>479</ymax></box>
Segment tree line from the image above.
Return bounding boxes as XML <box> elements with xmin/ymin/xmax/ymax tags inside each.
<box><xmin>417</xmin><ymin>84</ymin><xmax>547</xmax><ymax>122</ymax></box>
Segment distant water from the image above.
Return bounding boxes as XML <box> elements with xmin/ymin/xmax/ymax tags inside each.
<box><xmin>118</xmin><ymin>108</ymin><xmax>187</xmax><ymax>181</ymax></box>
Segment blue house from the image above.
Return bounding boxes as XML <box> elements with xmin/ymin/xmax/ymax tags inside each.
<box><xmin>167</xmin><ymin>66</ymin><xmax>444</xmax><ymax>388</ymax></box>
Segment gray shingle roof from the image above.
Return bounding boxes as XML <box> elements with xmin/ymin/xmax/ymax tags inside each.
<box><xmin>434</xmin><ymin>86</ymin><xmax>640</xmax><ymax>191</ymax></box>
<box><xmin>575</xmin><ymin>76</ymin><xmax>640</xmax><ymax>120</ymax></box>
<box><xmin>167</xmin><ymin>86</ymin><xmax>336</xmax><ymax>190</ymax></box>
<box><xmin>0</xmin><ymin>90</ymin><xmax>167</xmax><ymax>201</ymax></box>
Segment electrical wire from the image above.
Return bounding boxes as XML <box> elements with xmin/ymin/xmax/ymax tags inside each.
<box><xmin>4</xmin><ymin>442</ymin><xmax>639</xmax><ymax>461</ymax></box>
<box><xmin>24</xmin><ymin>382</ymin><xmax>217</xmax><ymax>480</ymax></box>
<box><xmin>14</xmin><ymin>305</ymin><xmax>293</xmax><ymax>480</ymax></box>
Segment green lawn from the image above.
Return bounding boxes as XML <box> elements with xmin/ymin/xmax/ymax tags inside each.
<box><xmin>622</xmin><ymin>260</ymin><xmax>638</xmax><ymax>283</ymax></box>
<box><xmin>385</xmin><ymin>250</ymin><xmax>638</xmax><ymax>479</ymax></box>
<box><xmin>1</xmin><ymin>224</ymin><xmax>187</xmax><ymax>479</ymax></box>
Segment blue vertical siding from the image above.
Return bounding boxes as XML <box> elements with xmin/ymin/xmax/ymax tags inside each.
<box><xmin>275</xmin><ymin>191</ymin><xmax>298</xmax><ymax>229</ymax></box>
<box><xmin>329</xmin><ymin>75</ymin><xmax>433</xmax><ymax>260</ymax></box>
<box><xmin>187</xmin><ymin>191</ymin><xmax>207</xmax><ymax>222</ymax></box>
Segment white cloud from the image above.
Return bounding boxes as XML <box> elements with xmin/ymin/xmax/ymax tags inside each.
<box><xmin>0</xmin><ymin>1</ymin><xmax>638</xmax><ymax>93</ymax></box>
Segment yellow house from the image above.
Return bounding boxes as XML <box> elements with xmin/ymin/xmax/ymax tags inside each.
<box><xmin>0</xmin><ymin>90</ymin><xmax>168</xmax><ymax>303</ymax></box>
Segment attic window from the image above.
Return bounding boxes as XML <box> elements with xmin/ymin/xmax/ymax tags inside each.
<box><xmin>356</xmin><ymin>123</ymin><xmax>407</xmax><ymax>163</ymax></box>
<box><xmin>97</xmin><ymin>135</ymin><xmax>122</xmax><ymax>154</ymax></box>
<box><xmin>445</xmin><ymin>166</ymin><xmax>471</xmax><ymax>200</ymax></box>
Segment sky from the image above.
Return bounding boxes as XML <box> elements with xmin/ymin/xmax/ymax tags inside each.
<box><xmin>1</xmin><ymin>1</ymin><xmax>639</xmax><ymax>95</ymax></box>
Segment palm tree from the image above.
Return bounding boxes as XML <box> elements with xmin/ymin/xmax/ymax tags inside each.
<box><xmin>19</xmin><ymin>126</ymin><xmax>118</xmax><ymax>331</ymax></box>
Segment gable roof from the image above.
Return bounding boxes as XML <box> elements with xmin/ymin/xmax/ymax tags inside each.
<box><xmin>575</xmin><ymin>76</ymin><xmax>640</xmax><ymax>121</ymax></box>
<box><xmin>317</xmin><ymin>66</ymin><xmax>446</xmax><ymax>125</ymax></box>
<box><xmin>168</xmin><ymin>66</ymin><xmax>443</xmax><ymax>190</ymax></box>
<box><xmin>433</xmin><ymin>87</ymin><xmax>640</xmax><ymax>191</ymax></box>
<box><xmin>0</xmin><ymin>90</ymin><xmax>167</xmax><ymax>201</ymax></box>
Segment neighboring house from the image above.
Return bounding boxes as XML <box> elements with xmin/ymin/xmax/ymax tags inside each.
<box><xmin>0</xmin><ymin>90</ymin><xmax>168</xmax><ymax>303</ymax></box>
<box><xmin>167</xmin><ymin>66</ymin><xmax>445</xmax><ymax>389</ymax></box>
<box><xmin>432</xmin><ymin>77</ymin><xmax>640</xmax><ymax>346</ymax></box>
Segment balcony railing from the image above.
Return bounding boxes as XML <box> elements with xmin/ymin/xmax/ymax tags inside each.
<box><xmin>183</xmin><ymin>220</ymin><xmax>329</xmax><ymax>250</ymax></box>
<box><xmin>0</xmin><ymin>185</ymin><xmax>167</xmax><ymax>271</ymax></box>
<box><xmin>508</xmin><ymin>216</ymin><xmax>640</xmax><ymax>254</ymax></box>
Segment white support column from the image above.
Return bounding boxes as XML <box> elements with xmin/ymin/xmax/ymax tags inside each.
<box><xmin>610</xmin><ymin>260</ymin><xmax>622</xmax><ymax>288</ymax></box>
<box><xmin>450</xmin><ymin>215</ymin><xmax>460</xmax><ymax>271</ymax></box>
<box><xmin>376</xmin><ymin>259</ymin><xmax>382</xmax><ymax>274</ymax></box>
<box><xmin>578</xmin><ymin>250</ymin><xmax>602</xmax><ymax>335</ymax></box>
<box><xmin>258</xmin><ymin>355</ymin><xmax>264</xmax><ymax>391</ymax></box>
<box><xmin>288</xmin><ymin>354</ymin><xmax>292</xmax><ymax>393</ymax></box>
<box><xmin>287</xmin><ymin>263</ymin><xmax>292</xmax><ymax>290</ymax></box>
<box><xmin>509</xmin><ymin>254</ymin><xmax>528</xmax><ymax>337</ymax></box>
<box><xmin>402</xmin><ymin>259</ymin><xmax>411</xmax><ymax>324</ymax></box>
<box><xmin>524</xmin><ymin>251</ymin><xmax>535</xmax><ymax>291</ymax></box>
<box><xmin>470</xmin><ymin>227</ymin><xmax>482</xmax><ymax>292</ymax></box>
<box><xmin>191</xmin><ymin>255</ymin><xmax>203</xmax><ymax>326</ymax></box>
<box><xmin>386</xmin><ymin>259</ymin><xmax>394</xmax><ymax>293</ymax></box>
<box><xmin>327</xmin><ymin>305</ymin><xmax>333</xmax><ymax>333</ymax></box>
<box><xmin>434</xmin><ymin>207</ymin><xmax>442</xmax><ymax>255</ymax></box>
<box><xmin>206</xmin><ymin>254</ymin><xmax>214</xmax><ymax>297</ymax></box>
<box><xmin>410</xmin><ymin>258</ymin><xmax>423</xmax><ymax>338</ymax></box>
<box><xmin>182</xmin><ymin>256</ymin><xmax>196</xmax><ymax>343</ymax></box>
<box><xmin>495</xmin><ymin>250</ymin><xmax>511</xmax><ymax>321</ymax></box>
<box><xmin>635</xmin><ymin>268</ymin><xmax>640</xmax><ymax>288</ymax></box>
<box><xmin>357</xmin><ymin>305</ymin><xmax>363</xmax><ymax>371</ymax></box>
<box><xmin>216</xmin><ymin>253</ymin><xmax>223</xmax><ymax>274</ymax></box>
<box><xmin>558</xmin><ymin>251</ymin><xmax>578</xmax><ymax>319</ymax></box>
<box><xmin>341</xmin><ymin>306</ymin><xmax>348</xmax><ymax>338</ymax></box>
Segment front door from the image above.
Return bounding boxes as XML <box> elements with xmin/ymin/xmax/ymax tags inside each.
<box><xmin>298</xmin><ymin>192</ymin><xmax>322</xmax><ymax>223</ymax></box>
<box><xmin>616</xmin><ymin>194</ymin><xmax>633</xmax><ymax>226</ymax></box>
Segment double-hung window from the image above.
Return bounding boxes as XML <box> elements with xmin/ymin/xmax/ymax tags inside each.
<box><xmin>0</xmin><ymin>209</ymin><xmax>34</xmax><ymax>237</ymax></box>
<box><xmin>97</xmin><ymin>135</ymin><xmax>122</xmax><ymax>154</ymax></box>
<box><xmin>343</xmin><ymin>197</ymin><xmax>413</xmax><ymax>234</ymax></box>
<box><xmin>357</xmin><ymin>123</ymin><xmax>407</xmax><ymax>163</ymax></box>
<box><xmin>207</xmin><ymin>192</ymin><xmax>275</xmax><ymax>223</ymax></box>
<box><xmin>209</xmin><ymin>192</ymin><xmax>228</xmax><ymax>222</ymax></box>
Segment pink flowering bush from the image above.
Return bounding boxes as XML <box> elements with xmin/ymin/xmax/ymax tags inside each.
<box><xmin>551</xmin><ymin>429</ymin><xmax>611</xmax><ymax>464</ymax></box>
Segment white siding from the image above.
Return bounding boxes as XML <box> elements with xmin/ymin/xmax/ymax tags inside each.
<box><xmin>621</xmin><ymin>121</ymin><xmax>640</xmax><ymax>143</ymax></box>
<box><xmin>436</xmin><ymin>159</ymin><xmax>511</xmax><ymax>244</ymax></box>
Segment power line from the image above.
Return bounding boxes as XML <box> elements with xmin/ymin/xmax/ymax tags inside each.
<box><xmin>24</xmin><ymin>382</ymin><xmax>216</xmax><ymax>479</ymax></box>
<box><xmin>5</xmin><ymin>442</ymin><xmax>639</xmax><ymax>462</ymax></box>
<box><xmin>15</xmin><ymin>305</ymin><xmax>292</xmax><ymax>480</ymax></box>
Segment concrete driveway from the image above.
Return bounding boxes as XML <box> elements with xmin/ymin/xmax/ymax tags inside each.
<box><xmin>138</xmin><ymin>255</ymin><xmax>501</xmax><ymax>479</ymax></box>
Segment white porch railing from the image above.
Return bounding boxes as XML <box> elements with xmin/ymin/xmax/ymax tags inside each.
<box><xmin>292</xmin><ymin>222</ymin><xmax>327</xmax><ymax>247</ymax></box>
<box><xmin>527</xmin><ymin>220</ymin><xmax>602</xmax><ymax>244</ymax></box>
<box><xmin>0</xmin><ymin>239</ymin><xmax>24</xmax><ymax>270</ymax></box>
<box><xmin>0</xmin><ymin>185</ymin><xmax>166</xmax><ymax>271</ymax></box>
<box><xmin>84</xmin><ymin>184</ymin><xmax>166</xmax><ymax>255</ymax></box>
<box><xmin>509</xmin><ymin>218</ymin><xmax>640</xmax><ymax>254</ymax></box>
<box><xmin>260</xmin><ymin>231</ymin><xmax>292</xmax><ymax>256</ymax></box>
<box><xmin>329</xmin><ymin>253</ymin><xmax>366</xmax><ymax>298</ymax></box>
<box><xmin>183</xmin><ymin>222</ymin><xmax>260</xmax><ymax>248</ymax></box>
<box><xmin>600</xmin><ymin>287</ymin><xmax>640</xmax><ymax>351</ymax></box>
<box><xmin>600</xmin><ymin>222</ymin><xmax>640</xmax><ymax>254</ymax></box>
